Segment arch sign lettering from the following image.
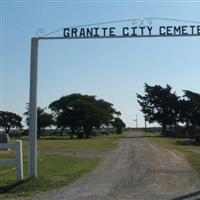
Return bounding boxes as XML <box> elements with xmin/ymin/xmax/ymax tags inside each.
<box><xmin>63</xmin><ymin>24</ymin><xmax>200</xmax><ymax>38</ymax></box>
<box><xmin>28</xmin><ymin>18</ymin><xmax>200</xmax><ymax>178</ymax></box>
<box><xmin>61</xmin><ymin>18</ymin><xmax>200</xmax><ymax>39</ymax></box>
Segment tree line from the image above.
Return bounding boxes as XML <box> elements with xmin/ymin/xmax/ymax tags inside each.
<box><xmin>137</xmin><ymin>83</ymin><xmax>200</xmax><ymax>140</ymax></box>
<box><xmin>0</xmin><ymin>93</ymin><xmax>126</xmax><ymax>138</ymax></box>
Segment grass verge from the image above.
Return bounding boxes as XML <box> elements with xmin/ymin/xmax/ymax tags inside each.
<box><xmin>147</xmin><ymin>136</ymin><xmax>200</xmax><ymax>174</ymax></box>
<box><xmin>0</xmin><ymin>155</ymin><xmax>100</xmax><ymax>200</ymax></box>
<box><xmin>0</xmin><ymin>134</ymin><xmax>121</xmax><ymax>199</ymax></box>
<box><xmin>38</xmin><ymin>134</ymin><xmax>121</xmax><ymax>153</ymax></box>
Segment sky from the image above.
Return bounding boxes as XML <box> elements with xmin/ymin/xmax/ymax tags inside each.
<box><xmin>1</xmin><ymin>0</ymin><xmax>200</xmax><ymax>128</ymax></box>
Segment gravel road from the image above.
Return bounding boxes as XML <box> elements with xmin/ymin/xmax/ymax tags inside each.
<box><xmin>29</xmin><ymin>135</ymin><xmax>200</xmax><ymax>200</ymax></box>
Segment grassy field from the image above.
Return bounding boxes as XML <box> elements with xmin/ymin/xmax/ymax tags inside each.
<box><xmin>147</xmin><ymin>135</ymin><xmax>200</xmax><ymax>174</ymax></box>
<box><xmin>1</xmin><ymin>132</ymin><xmax>199</xmax><ymax>199</ymax></box>
<box><xmin>0</xmin><ymin>134</ymin><xmax>121</xmax><ymax>199</ymax></box>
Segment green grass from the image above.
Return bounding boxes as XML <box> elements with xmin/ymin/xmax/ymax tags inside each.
<box><xmin>147</xmin><ymin>136</ymin><xmax>200</xmax><ymax>174</ymax></box>
<box><xmin>0</xmin><ymin>156</ymin><xmax>100</xmax><ymax>199</ymax></box>
<box><xmin>0</xmin><ymin>134</ymin><xmax>121</xmax><ymax>199</ymax></box>
<box><xmin>38</xmin><ymin>135</ymin><xmax>121</xmax><ymax>153</ymax></box>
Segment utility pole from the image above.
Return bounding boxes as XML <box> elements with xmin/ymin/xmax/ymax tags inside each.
<box><xmin>29</xmin><ymin>38</ymin><xmax>38</xmax><ymax>178</ymax></box>
<box><xmin>134</xmin><ymin>114</ymin><xmax>138</xmax><ymax>129</ymax></box>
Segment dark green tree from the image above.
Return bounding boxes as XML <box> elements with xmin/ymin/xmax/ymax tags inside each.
<box><xmin>0</xmin><ymin>111</ymin><xmax>22</xmax><ymax>134</ymax></box>
<box><xmin>24</xmin><ymin>105</ymin><xmax>54</xmax><ymax>138</ymax></box>
<box><xmin>180</xmin><ymin>90</ymin><xmax>200</xmax><ymax>136</ymax></box>
<box><xmin>49</xmin><ymin>93</ymin><xmax>120</xmax><ymax>138</ymax></box>
<box><xmin>112</xmin><ymin>117</ymin><xmax>126</xmax><ymax>134</ymax></box>
<box><xmin>137</xmin><ymin>83</ymin><xmax>179</xmax><ymax>135</ymax></box>
<box><xmin>37</xmin><ymin>108</ymin><xmax>55</xmax><ymax>137</ymax></box>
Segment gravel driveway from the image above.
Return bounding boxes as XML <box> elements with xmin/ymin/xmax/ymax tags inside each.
<box><xmin>28</xmin><ymin>135</ymin><xmax>200</xmax><ymax>200</ymax></box>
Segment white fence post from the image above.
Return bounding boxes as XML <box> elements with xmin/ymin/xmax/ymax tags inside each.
<box><xmin>16</xmin><ymin>140</ymin><xmax>24</xmax><ymax>181</ymax></box>
<box><xmin>0</xmin><ymin>140</ymin><xmax>24</xmax><ymax>182</ymax></box>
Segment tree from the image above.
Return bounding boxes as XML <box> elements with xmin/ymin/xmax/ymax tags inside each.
<box><xmin>137</xmin><ymin>83</ymin><xmax>179</xmax><ymax>135</ymax></box>
<box><xmin>0</xmin><ymin>111</ymin><xmax>22</xmax><ymax>134</ymax></box>
<box><xmin>179</xmin><ymin>90</ymin><xmax>200</xmax><ymax>138</ymax></box>
<box><xmin>49</xmin><ymin>93</ymin><xmax>120</xmax><ymax>138</ymax></box>
<box><xmin>37</xmin><ymin>107</ymin><xmax>55</xmax><ymax>137</ymax></box>
<box><xmin>112</xmin><ymin>117</ymin><xmax>126</xmax><ymax>134</ymax></box>
<box><xmin>24</xmin><ymin>105</ymin><xmax>54</xmax><ymax>138</ymax></box>
<box><xmin>178</xmin><ymin>99</ymin><xmax>193</xmax><ymax>129</ymax></box>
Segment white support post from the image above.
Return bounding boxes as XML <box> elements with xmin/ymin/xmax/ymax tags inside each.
<box><xmin>16</xmin><ymin>140</ymin><xmax>23</xmax><ymax>181</ymax></box>
<box><xmin>29</xmin><ymin>37</ymin><xmax>38</xmax><ymax>178</ymax></box>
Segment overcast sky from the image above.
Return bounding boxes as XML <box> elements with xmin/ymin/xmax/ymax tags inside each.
<box><xmin>1</xmin><ymin>1</ymin><xmax>200</xmax><ymax>127</ymax></box>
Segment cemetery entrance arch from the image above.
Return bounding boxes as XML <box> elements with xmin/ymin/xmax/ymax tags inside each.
<box><xmin>28</xmin><ymin>18</ymin><xmax>200</xmax><ymax>177</ymax></box>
